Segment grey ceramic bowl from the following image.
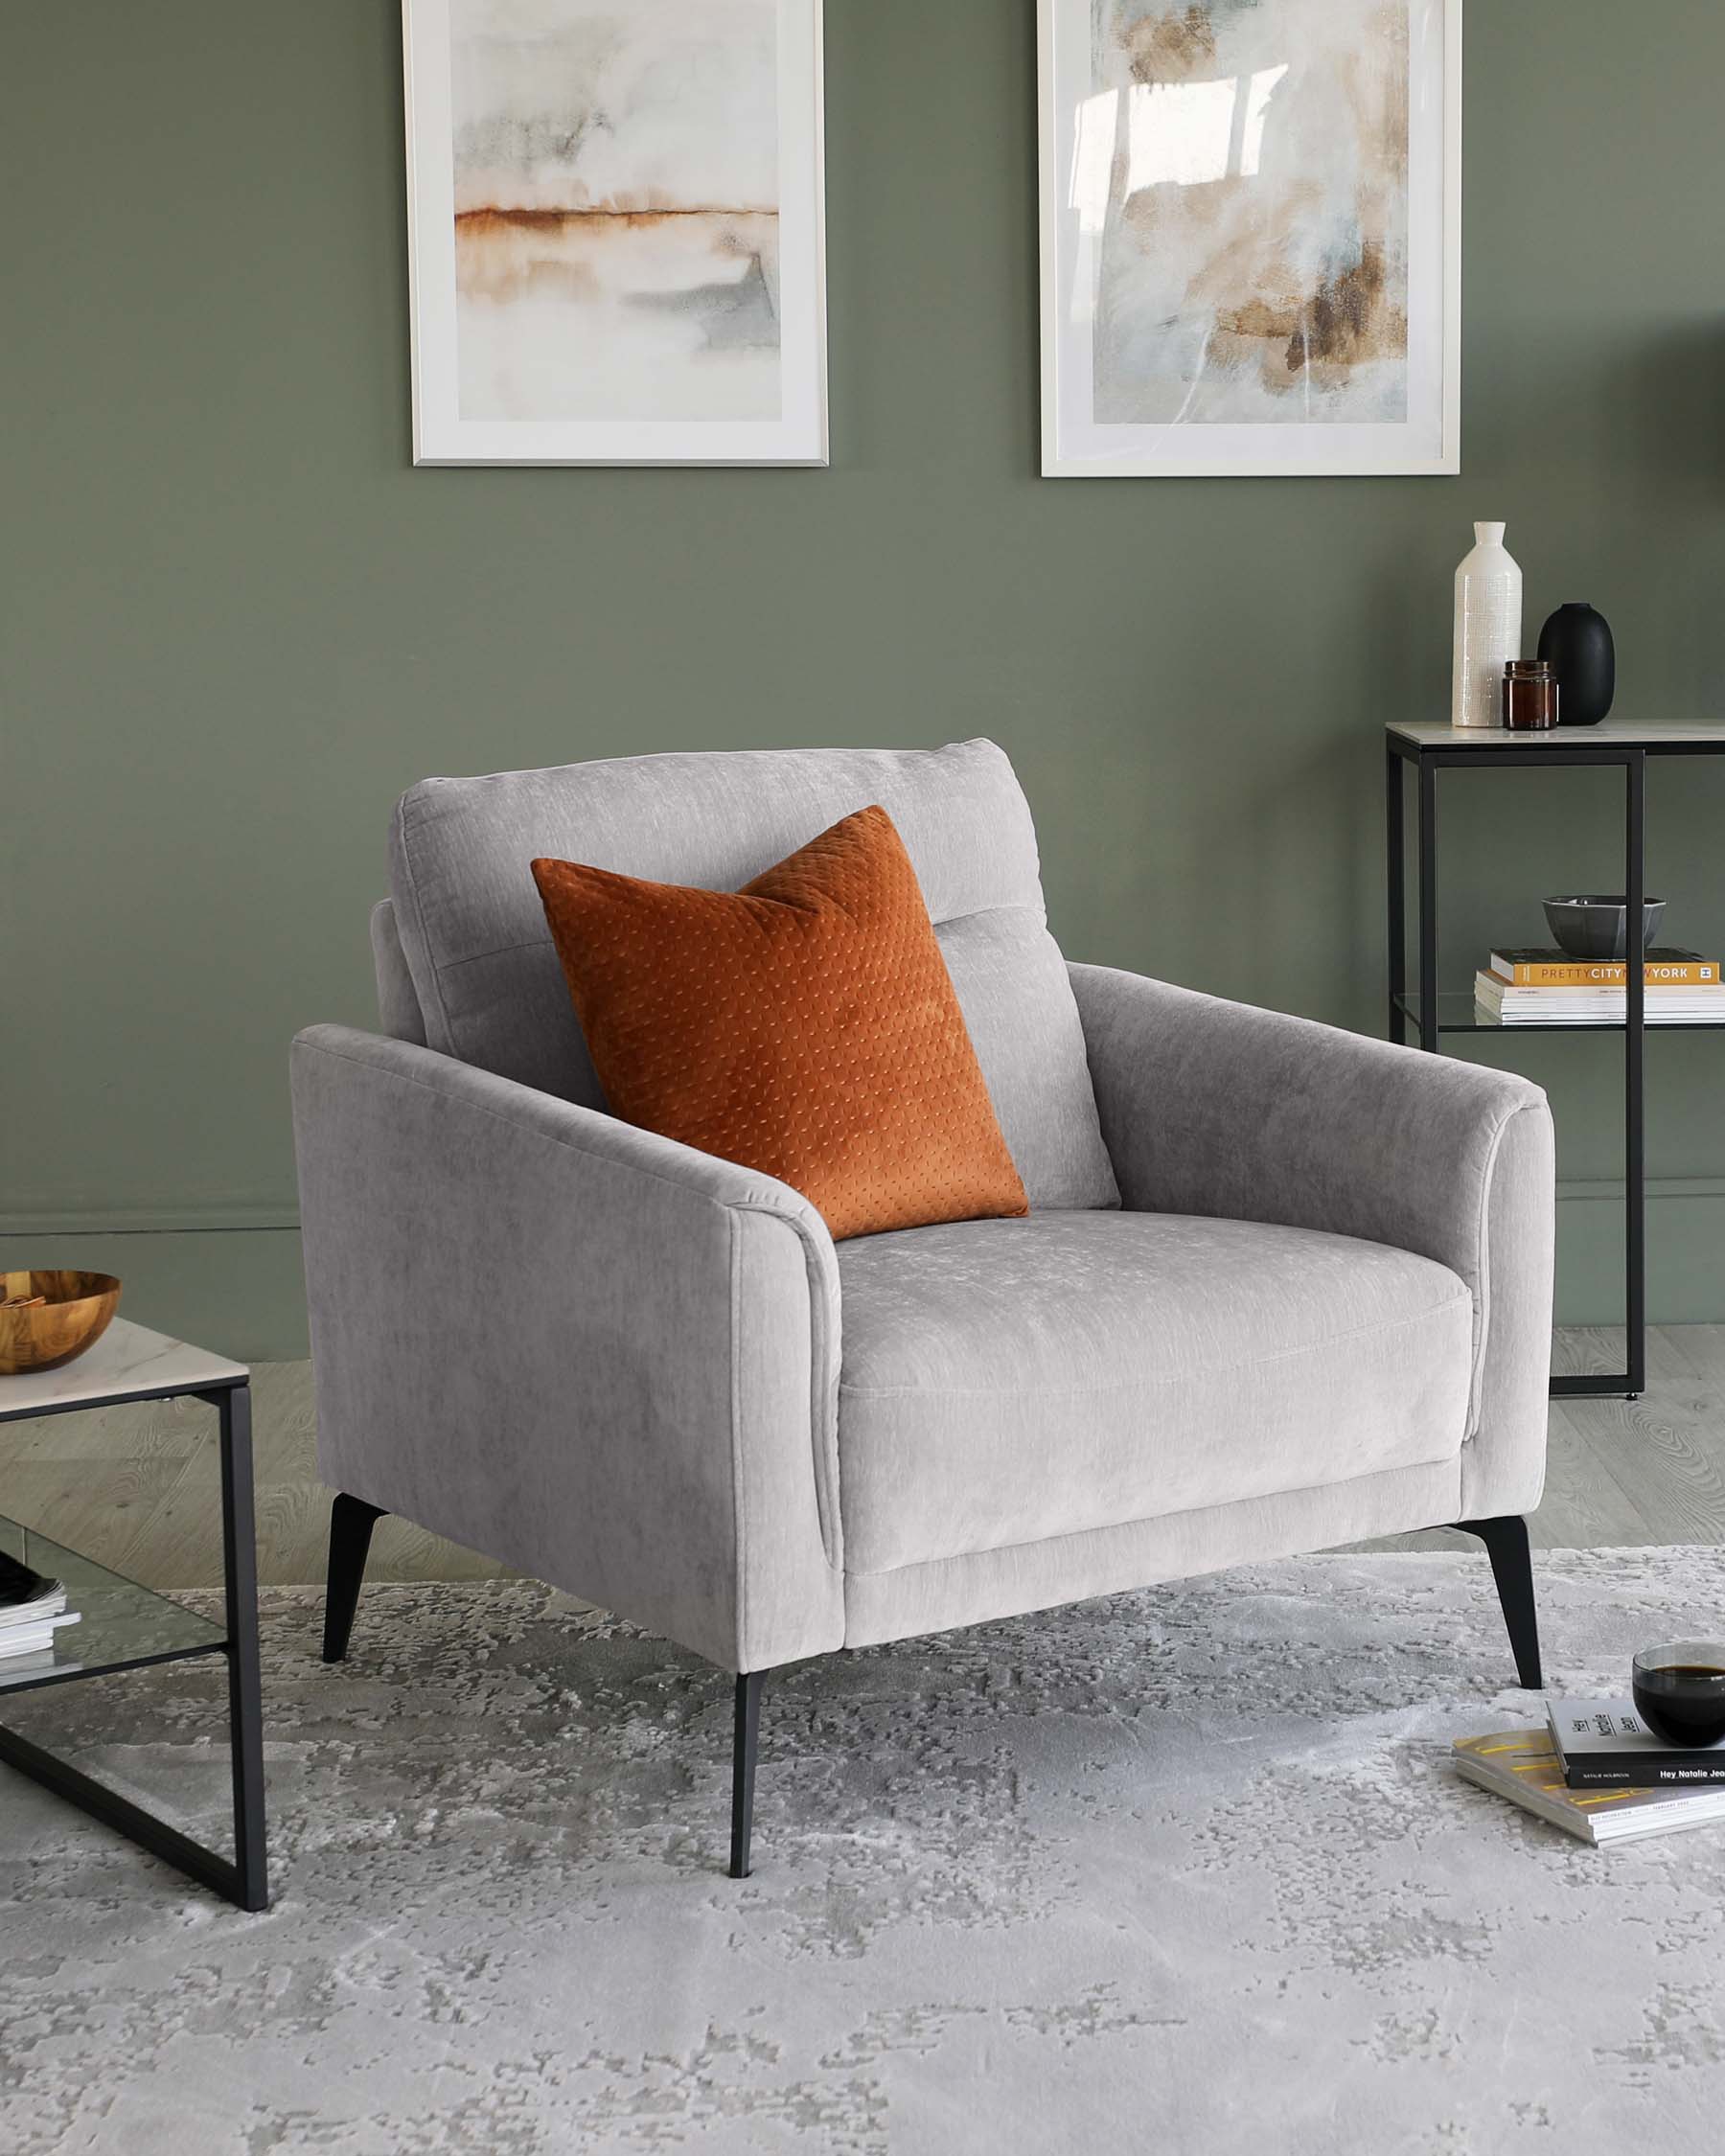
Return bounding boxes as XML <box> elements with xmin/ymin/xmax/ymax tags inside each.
<box><xmin>1543</xmin><ymin>895</ymin><xmax>1666</xmax><ymax>961</ymax></box>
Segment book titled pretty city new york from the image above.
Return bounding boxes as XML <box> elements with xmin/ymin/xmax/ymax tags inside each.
<box><xmin>1549</xmin><ymin>1699</ymin><xmax>1725</xmax><ymax>1788</ymax></box>
<box><xmin>1489</xmin><ymin>947</ymin><xmax>1719</xmax><ymax>987</ymax></box>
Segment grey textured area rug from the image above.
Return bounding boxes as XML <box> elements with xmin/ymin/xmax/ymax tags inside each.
<box><xmin>5</xmin><ymin>1550</ymin><xmax>1725</xmax><ymax>2154</ymax></box>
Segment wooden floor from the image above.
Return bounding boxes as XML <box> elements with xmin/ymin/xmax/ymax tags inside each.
<box><xmin>1377</xmin><ymin>1324</ymin><xmax>1725</xmax><ymax>1558</ymax></box>
<box><xmin>7</xmin><ymin>1328</ymin><xmax>1725</xmax><ymax>1592</ymax></box>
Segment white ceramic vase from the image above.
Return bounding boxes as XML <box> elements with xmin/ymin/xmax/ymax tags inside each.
<box><xmin>1452</xmin><ymin>521</ymin><xmax>1524</xmax><ymax>730</ymax></box>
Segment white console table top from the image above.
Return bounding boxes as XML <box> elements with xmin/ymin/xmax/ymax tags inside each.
<box><xmin>1389</xmin><ymin>721</ymin><xmax>1725</xmax><ymax>750</ymax></box>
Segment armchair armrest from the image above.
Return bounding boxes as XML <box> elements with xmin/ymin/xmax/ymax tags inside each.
<box><xmin>289</xmin><ymin>1024</ymin><xmax>843</xmax><ymax>1672</ymax></box>
<box><xmin>1068</xmin><ymin>966</ymin><xmax>1555</xmax><ymax>1518</ymax></box>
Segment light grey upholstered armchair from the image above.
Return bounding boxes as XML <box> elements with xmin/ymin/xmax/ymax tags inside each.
<box><xmin>290</xmin><ymin>740</ymin><xmax>1555</xmax><ymax>1876</ymax></box>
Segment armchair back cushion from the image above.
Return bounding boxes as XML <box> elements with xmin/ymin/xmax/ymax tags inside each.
<box><xmin>387</xmin><ymin>739</ymin><xmax>1118</xmax><ymax>1210</ymax></box>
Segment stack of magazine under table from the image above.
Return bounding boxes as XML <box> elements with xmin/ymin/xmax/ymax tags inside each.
<box><xmin>0</xmin><ymin>1549</ymin><xmax>80</xmax><ymax>1673</ymax></box>
<box><xmin>1475</xmin><ymin>948</ymin><xmax>1725</xmax><ymax>1025</ymax></box>
<box><xmin>1456</xmin><ymin>1699</ymin><xmax>1725</xmax><ymax>1846</ymax></box>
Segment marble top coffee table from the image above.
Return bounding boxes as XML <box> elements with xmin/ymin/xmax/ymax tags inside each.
<box><xmin>0</xmin><ymin>1320</ymin><xmax>267</xmax><ymax>1909</ymax></box>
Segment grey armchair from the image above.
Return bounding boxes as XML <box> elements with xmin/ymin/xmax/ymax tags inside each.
<box><xmin>290</xmin><ymin>740</ymin><xmax>1555</xmax><ymax>1876</ymax></box>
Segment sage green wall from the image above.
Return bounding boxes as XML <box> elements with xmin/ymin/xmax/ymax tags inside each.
<box><xmin>6</xmin><ymin>2</ymin><xmax>1724</xmax><ymax>1358</ymax></box>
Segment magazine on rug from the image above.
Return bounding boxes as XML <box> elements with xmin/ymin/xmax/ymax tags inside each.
<box><xmin>1453</xmin><ymin>1729</ymin><xmax>1725</xmax><ymax>1846</ymax></box>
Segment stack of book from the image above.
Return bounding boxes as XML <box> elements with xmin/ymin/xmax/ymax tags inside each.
<box><xmin>1455</xmin><ymin>1695</ymin><xmax>1725</xmax><ymax>1846</ymax></box>
<box><xmin>0</xmin><ymin>1549</ymin><xmax>81</xmax><ymax>1667</ymax></box>
<box><xmin>1474</xmin><ymin>948</ymin><xmax>1725</xmax><ymax>1025</ymax></box>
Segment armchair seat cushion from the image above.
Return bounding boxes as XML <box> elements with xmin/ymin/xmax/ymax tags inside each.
<box><xmin>835</xmin><ymin>1212</ymin><xmax>1474</xmax><ymax>1574</ymax></box>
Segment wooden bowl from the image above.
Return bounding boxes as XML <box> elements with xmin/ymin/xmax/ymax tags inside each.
<box><xmin>0</xmin><ymin>1271</ymin><xmax>122</xmax><ymax>1377</ymax></box>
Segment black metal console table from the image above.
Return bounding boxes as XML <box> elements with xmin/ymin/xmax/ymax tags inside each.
<box><xmin>1386</xmin><ymin>720</ymin><xmax>1725</xmax><ymax>1402</ymax></box>
<box><xmin>0</xmin><ymin>1319</ymin><xmax>267</xmax><ymax>1910</ymax></box>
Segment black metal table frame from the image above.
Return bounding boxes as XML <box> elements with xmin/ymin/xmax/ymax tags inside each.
<box><xmin>1387</xmin><ymin>734</ymin><xmax>1649</xmax><ymax>1399</ymax></box>
<box><xmin>0</xmin><ymin>1375</ymin><xmax>267</xmax><ymax>1911</ymax></box>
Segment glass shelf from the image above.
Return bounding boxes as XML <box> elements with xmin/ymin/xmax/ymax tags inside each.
<box><xmin>0</xmin><ymin>1515</ymin><xmax>226</xmax><ymax>1697</ymax></box>
<box><xmin>1393</xmin><ymin>991</ymin><xmax>1725</xmax><ymax>1037</ymax></box>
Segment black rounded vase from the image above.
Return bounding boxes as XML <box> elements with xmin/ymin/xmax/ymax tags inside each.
<box><xmin>1537</xmin><ymin>602</ymin><xmax>1615</xmax><ymax>726</ymax></box>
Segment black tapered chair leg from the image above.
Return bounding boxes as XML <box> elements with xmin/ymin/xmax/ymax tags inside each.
<box><xmin>322</xmin><ymin>1494</ymin><xmax>386</xmax><ymax>1664</ymax></box>
<box><xmin>729</xmin><ymin>1670</ymin><xmax>768</xmax><ymax>1879</ymax></box>
<box><xmin>1458</xmin><ymin>1515</ymin><xmax>1544</xmax><ymax>1690</ymax></box>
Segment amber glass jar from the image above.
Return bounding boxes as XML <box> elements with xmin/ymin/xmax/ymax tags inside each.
<box><xmin>1504</xmin><ymin>658</ymin><xmax>1559</xmax><ymax>730</ymax></box>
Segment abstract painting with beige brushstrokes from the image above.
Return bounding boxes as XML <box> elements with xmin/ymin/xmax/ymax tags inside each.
<box><xmin>1038</xmin><ymin>0</ymin><xmax>1460</xmax><ymax>477</ymax></box>
<box><xmin>403</xmin><ymin>0</ymin><xmax>827</xmax><ymax>464</ymax></box>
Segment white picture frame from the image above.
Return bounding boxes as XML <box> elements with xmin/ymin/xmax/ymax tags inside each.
<box><xmin>1037</xmin><ymin>0</ymin><xmax>1461</xmax><ymax>479</ymax></box>
<box><xmin>403</xmin><ymin>0</ymin><xmax>827</xmax><ymax>466</ymax></box>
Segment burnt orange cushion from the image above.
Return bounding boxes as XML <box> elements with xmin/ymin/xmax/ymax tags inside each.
<box><xmin>531</xmin><ymin>805</ymin><xmax>1028</xmax><ymax>1240</ymax></box>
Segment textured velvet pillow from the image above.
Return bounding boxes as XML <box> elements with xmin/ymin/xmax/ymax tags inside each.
<box><xmin>531</xmin><ymin>805</ymin><xmax>1029</xmax><ymax>1240</ymax></box>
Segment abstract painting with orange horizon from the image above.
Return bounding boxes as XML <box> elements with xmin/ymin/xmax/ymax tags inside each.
<box><xmin>451</xmin><ymin>0</ymin><xmax>780</xmax><ymax>421</ymax></box>
<box><xmin>403</xmin><ymin>0</ymin><xmax>826</xmax><ymax>463</ymax></box>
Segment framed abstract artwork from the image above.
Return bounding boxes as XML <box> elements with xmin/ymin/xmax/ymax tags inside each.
<box><xmin>402</xmin><ymin>0</ymin><xmax>826</xmax><ymax>465</ymax></box>
<box><xmin>1037</xmin><ymin>0</ymin><xmax>1460</xmax><ymax>478</ymax></box>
